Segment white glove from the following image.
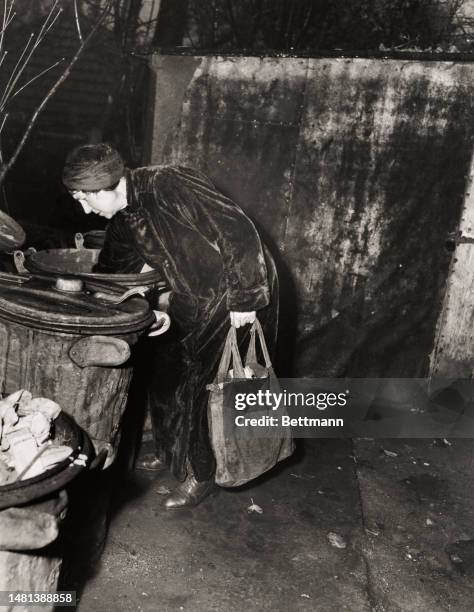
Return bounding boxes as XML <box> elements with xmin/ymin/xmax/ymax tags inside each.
<box><xmin>230</xmin><ymin>311</ymin><xmax>256</xmax><ymax>328</ymax></box>
<box><xmin>148</xmin><ymin>311</ymin><xmax>171</xmax><ymax>337</ymax></box>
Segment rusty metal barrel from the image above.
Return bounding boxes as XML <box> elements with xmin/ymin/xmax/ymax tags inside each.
<box><xmin>0</xmin><ymin>272</ymin><xmax>156</xmax><ymax>587</ymax></box>
<box><xmin>0</xmin><ymin>216</ymin><xmax>157</xmax><ymax>593</ymax></box>
<box><xmin>0</xmin><ymin>412</ymin><xmax>93</xmax><ymax>611</ymax></box>
<box><xmin>0</xmin><ymin>271</ymin><xmax>155</xmax><ymax>464</ymax></box>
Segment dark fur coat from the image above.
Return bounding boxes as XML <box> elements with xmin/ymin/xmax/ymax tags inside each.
<box><xmin>97</xmin><ymin>166</ymin><xmax>278</xmax><ymax>481</ymax></box>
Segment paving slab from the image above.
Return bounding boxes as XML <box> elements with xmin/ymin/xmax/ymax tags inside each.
<box><xmin>76</xmin><ymin>440</ymin><xmax>370</xmax><ymax>612</ymax></box>
<box><xmin>71</xmin><ymin>438</ymin><xmax>474</xmax><ymax>612</ymax></box>
<box><xmin>354</xmin><ymin>438</ymin><xmax>474</xmax><ymax>612</ymax></box>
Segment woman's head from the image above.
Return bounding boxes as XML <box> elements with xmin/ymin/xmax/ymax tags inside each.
<box><xmin>63</xmin><ymin>143</ymin><xmax>127</xmax><ymax>218</ymax></box>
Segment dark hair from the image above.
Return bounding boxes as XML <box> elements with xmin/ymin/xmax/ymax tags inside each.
<box><xmin>66</xmin><ymin>143</ymin><xmax>115</xmax><ymax>165</ymax></box>
<box><xmin>63</xmin><ymin>143</ymin><xmax>125</xmax><ymax>192</ymax></box>
<box><xmin>80</xmin><ymin>179</ymin><xmax>121</xmax><ymax>194</ymax></box>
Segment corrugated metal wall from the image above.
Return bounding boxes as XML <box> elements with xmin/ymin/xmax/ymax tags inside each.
<box><xmin>148</xmin><ymin>55</ymin><xmax>474</xmax><ymax>376</ymax></box>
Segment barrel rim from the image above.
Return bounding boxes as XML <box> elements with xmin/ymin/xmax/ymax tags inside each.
<box><xmin>0</xmin><ymin>411</ymin><xmax>93</xmax><ymax>510</ymax></box>
<box><xmin>25</xmin><ymin>249</ymin><xmax>163</xmax><ymax>286</ymax></box>
<box><xmin>0</xmin><ymin>273</ymin><xmax>156</xmax><ymax>334</ymax></box>
<box><xmin>0</xmin><ymin>303</ymin><xmax>155</xmax><ymax>335</ymax></box>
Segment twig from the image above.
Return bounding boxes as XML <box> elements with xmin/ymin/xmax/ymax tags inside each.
<box><xmin>0</xmin><ymin>49</ymin><xmax>8</xmax><ymax>71</ymax></box>
<box><xmin>33</xmin><ymin>0</ymin><xmax>62</xmax><ymax>43</ymax></box>
<box><xmin>10</xmin><ymin>58</ymin><xmax>65</xmax><ymax>100</ymax></box>
<box><xmin>0</xmin><ymin>112</ymin><xmax>8</xmax><ymax>136</ymax></box>
<box><xmin>0</xmin><ymin>4</ymin><xmax>62</xmax><ymax>112</ymax></box>
<box><xmin>73</xmin><ymin>0</ymin><xmax>83</xmax><ymax>42</ymax></box>
<box><xmin>0</xmin><ymin>33</ymin><xmax>35</xmax><ymax>111</ymax></box>
<box><xmin>0</xmin><ymin>1</ymin><xmax>113</xmax><ymax>185</ymax></box>
<box><xmin>0</xmin><ymin>1</ymin><xmax>15</xmax><ymax>45</ymax></box>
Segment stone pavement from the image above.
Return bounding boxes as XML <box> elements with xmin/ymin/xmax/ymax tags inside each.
<box><xmin>75</xmin><ymin>438</ymin><xmax>474</xmax><ymax>612</ymax></box>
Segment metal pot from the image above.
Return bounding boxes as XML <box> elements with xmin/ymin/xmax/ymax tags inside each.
<box><xmin>80</xmin><ymin>230</ymin><xmax>106</xmax><ymax>250</ymax></box>
<box><xmin>13</xmin><ymin>232</ymin><xmax>165</xmax><ymax>291</ymax></box>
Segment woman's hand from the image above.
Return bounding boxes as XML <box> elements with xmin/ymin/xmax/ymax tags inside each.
<box><xmin>230</xmin><ymin>311</ymin><xmax>256</xmax><ymax>328</ymax></box>
<box><xmin>148</xmin><ymin>311</ymin><xmax>171</xmax><ymax>337</ymax></box>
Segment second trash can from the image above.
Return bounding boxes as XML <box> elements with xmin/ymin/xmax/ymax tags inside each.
<box><xmin>0</xmin><ymin>410</ymin><xmax>93</xmax><ymax>612</ymax></box>
<box><xmin>0</xmin><ymin>271</ymin><xmax>157</xmax><ymax>591</ymax></box>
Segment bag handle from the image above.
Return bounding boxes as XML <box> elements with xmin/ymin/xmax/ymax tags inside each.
<box><xmin>216</xmin><ymin>326</ymin><xmax>246</xmax><ymax>384</ymax></box>
<box><xmin>245</xmin><ymin>318</ymin><xmax>273</xmax><ymax>369</ymax></box>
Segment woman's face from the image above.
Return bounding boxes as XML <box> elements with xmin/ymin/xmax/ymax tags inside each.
<box><xmin>71</xmin><ymin>180</ymin><xmax>126</xmax><ymax>219</ymax></box>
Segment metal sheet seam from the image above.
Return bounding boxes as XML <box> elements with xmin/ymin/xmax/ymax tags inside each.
<box><xmin>280</xmin><ymin>58</ymin><xmax>310</xmax><ymax>253</ymax></box>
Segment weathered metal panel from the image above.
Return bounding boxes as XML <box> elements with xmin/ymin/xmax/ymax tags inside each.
<box><xmin>0</xmin><ymin>321</ymin><xmax>135</xmax><ymax>454</ymax></box>
<box><xmin>430</xmin><ymin>152</ymin><xmax>474</xmax><ymax>377</ymax></box>
<box><xmin>151</xmin><ymin>55</ymin><xmax>307</xmax><ymax>246</ymax></box>
<box><xmin>148</xmin><ymin>54</ymin><xmax>474</xmax><ymax>376</ymax></box>
<box><xmin>430</xmin><ymin>244</ymin><xmax>474</xmax><ymax>377</ymax></box>
<box><xmin>147</xmin><ymin>55</ymin><xmax>203</xmax><ymax>163</ymax></box>
<box><xmin>289</xmin><ymin>59</ymin><xmax>474</xmax><ymax>337</ymax></box>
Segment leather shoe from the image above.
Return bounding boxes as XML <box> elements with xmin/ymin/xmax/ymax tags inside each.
<box><xmin>163</xmin><ymin>475</ymin><xmax>214</xmax><ymax>509</ymax></box>
<box><xmin>135</xmin><ymin>453</ymin><xmax>167</xmax><ymax>472</ymax></box>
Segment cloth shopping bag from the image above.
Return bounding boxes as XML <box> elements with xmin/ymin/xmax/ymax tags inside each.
<box><xmin>207</xmin><ymin>319</ymin><xmax>294</xmax><ymax>487</ymax></box>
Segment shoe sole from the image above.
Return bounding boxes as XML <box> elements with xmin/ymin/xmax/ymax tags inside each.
<box><xmin>135</xmin><ymin>465</ymin><xmax>167</xmax><ymax>471</ymax></box>
<box><xmin>163</xmin><ymin>485</ymin><xmax>216</xmax><ymax>509</ymax></box>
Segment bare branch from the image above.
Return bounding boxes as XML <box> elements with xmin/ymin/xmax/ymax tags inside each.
<box><xmin>0</xmin><ymin>111</ymin><xmax>8</xmax><ymax>137</ymax></box>
<box><xmin>0</xmin><ymin>49</ymin><xmax>8</xmax><ymax>71</ymax></box>
<box><xmin>0</xmin><ymin>33</ymin><xmax>35</xmax><ymax>111</ymax></box>
<box><xmin>0</xmin><ymin>1</ymin><xmax>15</xmax><ymax>44</ymax></box>
<box><xmin>10</xmin><ymin>58</ymin><xmax>65</xmax><ymax>100</ymax></box>
<box><xmin>32</xmin><ymin>1</ymin><xmax>62</xmax><ymax>49</ymax></box>
<box><xmin>73</xmin><ymin>0</ymin><xmax>84</xmax><ymax>42</ymax></box>
<box><xmin>0</xmin><ymin>1</ymin><xmax>113</xmax><ymax>185</ymax></box>
<box><xmin>0</xmin><ymin>3</ymin><xmax>62</xmax><ymax>111</ymax></box>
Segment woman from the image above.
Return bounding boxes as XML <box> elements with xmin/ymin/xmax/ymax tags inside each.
<box><xmin>62</xmin><ymin>143</ymin><xmax>278</xmax><ymax>509</ymax></box>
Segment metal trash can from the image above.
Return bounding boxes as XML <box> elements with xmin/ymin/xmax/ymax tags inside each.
<box><xmin>0</xmin><ymin>272</ymin><xmax>155</xmax><ymax>465</ymax></box>
<box><xmin>0</xmin><ymin>411</ymin><xmax>92</xmax><ymax>612</ymax></box>
<box><xmin>0</xmin><ymin>271</ymin><xmax>157</xmax><ymax>594</ymax></box>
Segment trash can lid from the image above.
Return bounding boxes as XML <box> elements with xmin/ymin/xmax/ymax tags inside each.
<box><xmin>0</xmin><ymin>210</ymin><xmax>25</xmax><ymax>252</ymax></box>
<box><xmin>0</xmin><ymin>272</ymin><xmax>155</xmax><ymax>334</ymax></box>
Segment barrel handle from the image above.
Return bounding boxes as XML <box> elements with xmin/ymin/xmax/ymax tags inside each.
<box><xmin>89</xmin><ymin>443</ymin><xmax>114</xmax><ymax>470</ymax></box>
<box><xmin>93</xmin><ymin>285</ymin><xmax>149</xmax><ymax>304</ymax></box>
<box><xmin>69</xmin><ymin>335</ymin><xmax>131</xmax><ymax>368</ymax></box>
<box><xmin>74</xmin><ymin>232</ymin><xmax>85</xmax><ymax>249</ymax></box>
<box><xmin>13</xmin><ymin>250</ymin><xmax>28</xmax><ymax>275</ymax></box>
